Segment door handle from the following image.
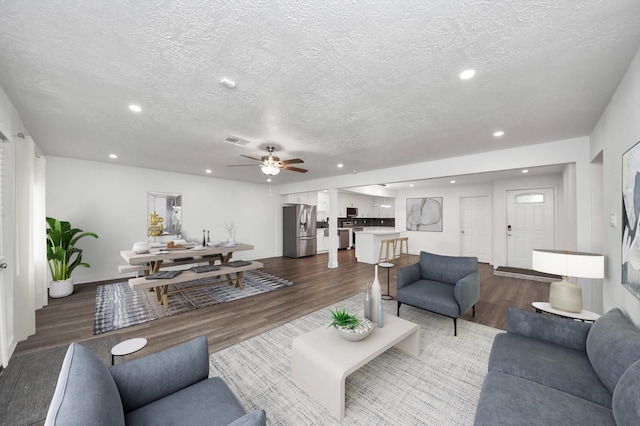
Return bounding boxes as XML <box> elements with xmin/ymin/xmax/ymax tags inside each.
<box><xmin>0</xmin><ymin>263</ymin><xmax>7</xmax><ymax>269</ymax></box>
<box><xmin>461</xmin><ymin>230</ymin><xmax>465</xmax><ymax>233</ymax></box>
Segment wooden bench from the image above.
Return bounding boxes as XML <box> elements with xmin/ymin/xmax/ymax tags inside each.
<box><xmin>128</xmin><ymin>261</ymin><xmax>264</xmax><ymax>309</ymax></box>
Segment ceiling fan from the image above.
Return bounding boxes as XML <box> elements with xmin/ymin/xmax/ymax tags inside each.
<box><xmin>228</xmin><ymin>145</ymin><xmax>307</xmax><ymax>176</ymax></box>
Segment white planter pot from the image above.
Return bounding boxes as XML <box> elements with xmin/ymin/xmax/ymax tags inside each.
<box><xmin>49</xmin><ymin>278</ymin><xmax>74</xmax><ymax>298</ymax></box>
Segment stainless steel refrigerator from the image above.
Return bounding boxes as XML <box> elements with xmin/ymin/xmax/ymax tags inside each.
<box><xmin>283</xmin><ymin>204</ymin><xmax>317</xmax><ymax>258</ymax></box>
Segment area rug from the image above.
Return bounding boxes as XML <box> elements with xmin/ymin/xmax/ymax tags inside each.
<box><xmin>209</xmin><ymin>294</ymin><xmax>501</xmax><ymax>425</ymax></box>
<box><xmin>0</xmin><ymin>334</ymin><xmax>120</xmax><ymax>426</ymax></box>
<box><xmin>94</xmin><ymin>270</ymin><xmax>293</xmax><ymax>335</ymax></box>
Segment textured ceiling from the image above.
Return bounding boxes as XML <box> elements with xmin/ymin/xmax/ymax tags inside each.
<box><xmin>0</xmin><ymin>0</ymin><xmax>639</xmax><ymax>185</ymax></box>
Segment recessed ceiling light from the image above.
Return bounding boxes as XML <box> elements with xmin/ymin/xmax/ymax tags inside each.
<box><xmin>352</xmin><ymin>170</ymin><xmax>358</xmax><ymax>174</ymax></box>
<box><xmin>522</xmin><ymin>169</ymin><xmax>529</xmax><ymax>173</ymax></box>
<box><xmin>205</xmin><ymin>169</ymin><xmax>212</xmax><ymax>174</ymax></box>
<box><xmin>337</xmin><ymin>163</ymin><xmax>344</xmax><ymax>168</ymax></box>
<box><xmin>450</xmin><ymin>180</ymin><xmax>456</xmax><ymax>184</ymax></box>
<box><xmin>493</xmin><ymin>130</ymin><xmax>505</xmax><ymax>137</ymax></box>
<box><xmin>409</xmin><ymin>184</ymin><xmax>414</xmax><ymax>187</ymax></box>
<box><xmin>109</xmin><ymin>154</ymin><xmax>118</xmax><ymax>159</ymax></box>
<box><xmin>220</xmin><ymin>78</ymin><xmax>236</xmax><ymax>88</ymax></box>
<box><xmin>129</xmin><ymin>104</ymin><xmax>142</xmax><ymax>112</ymax></box>
<box><xmin>459</xmin><ymin>69</ymin><xmax>476</xmax><ymax>80</ymax></box>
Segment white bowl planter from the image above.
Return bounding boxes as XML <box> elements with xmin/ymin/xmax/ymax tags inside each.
<box><xmin>334</xmin><ymin>318</ymin><xmax>374</xmax><ymax>341</ymax></box>
<box><xmin>49</xmin><ymin>278</ymin><xmax>73</xmax><ymax>298</ymax></box>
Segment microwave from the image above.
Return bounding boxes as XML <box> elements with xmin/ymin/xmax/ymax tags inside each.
<box><xmin>346</xmin><ymin>207</ymin><xmax>358</xmax><ymax>218</ymax></box>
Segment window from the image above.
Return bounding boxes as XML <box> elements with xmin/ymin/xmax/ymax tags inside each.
<box><xmin>515</xmin><ymin>193</ymin><xmax>544</xmax><ymax>203</ymax></box>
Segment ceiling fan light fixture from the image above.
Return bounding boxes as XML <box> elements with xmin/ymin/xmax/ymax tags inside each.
<box><xmin>261</xmin><ymin>164</ymin><xmax>280</xmax><ymax>175</ymax></box>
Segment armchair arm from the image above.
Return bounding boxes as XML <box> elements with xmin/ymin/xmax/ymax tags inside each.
<box><xmin>109</xmin><ymin>336</ymin><xmax>210</xmax><ymax>413</ymax></box>
<box><xmin>453</xmin><ymin>271</ymin><xmax>480</xmax><ymax>315</ymax></box>
<box><xmin>397</xmin><ymin>263</ymin><xmax>421</xmax><ymax>290</ymax></box>
<box><xmin>507</xmin><ymin>307</ymin><xmax>591</xmax><ymax>351</ymax></box>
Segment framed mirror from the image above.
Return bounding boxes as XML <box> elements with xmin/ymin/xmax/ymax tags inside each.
<box><xmin>147</xmin><ymin>192</ymin><xmax>182</xmax><ymax>237</ymax></box>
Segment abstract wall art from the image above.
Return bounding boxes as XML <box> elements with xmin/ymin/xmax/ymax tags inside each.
<box><xmin>406</xmin><ymin>197</ymin><xmax>443</xmax><ymax>232</ymax></box>
<box><xmin>622</xmin><ymin>140</ymin><xmax>640</xmax><ymax>299</ymax></box>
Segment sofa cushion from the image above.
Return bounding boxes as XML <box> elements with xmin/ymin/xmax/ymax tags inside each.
<box><xmin>228</xmin><ymin>409</ymin><xmax>267</xmax><ymax>426</ymax></box>
<box><xmin>473</xmin><ymin>372</ymin><xmax>615</xmax><ymax>426</ymax></box>
<box><xmin>506</xmin><ymin>306</ymin><xmax>591</xmax><ymax>352</ymax></box>
<box><xmin>397</xmin><ymin>279</ymin><xmax>460</xmax><ymax>317</ymax></box>
<box><xmin>125</xmin><ymin>377</ymin><xmax>247</xmax><ymax>426</ymax></box>
<box><xmin>45</xmin><ymin>343</ymin><xmax>124</xmax><ymax>426</ymax></box>
<box><xmin>612</xmin><ymin>359</ymin><xmax>640</xmax><ymax>426</ymax></box>
<box><xmin>418</xmin><ymin>251</ymin><xmax>477</xmax><ymax>285</ymax></box>
<box><xmin>587</xmin><ymin>308</ymin><xmax>640</xmax><ymax>394</ymax></box>
<box><xmin>489</xmin><ymin>333</ymin><xmax>612</xmax><ymax>408</ymax></box>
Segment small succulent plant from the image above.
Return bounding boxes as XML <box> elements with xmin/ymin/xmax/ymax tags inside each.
<box><xmin>328</xmin><ymin>307</ymin><xmax>360</xmax><ymax>330</ymax></box>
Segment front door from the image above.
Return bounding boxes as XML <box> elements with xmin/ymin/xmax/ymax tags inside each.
<box><xmin>460</xmin><ymin>196</ymin><xmax>491</xmax><ymax>262</ymax></box>
<box><xmin>506</xmin><ymin>188</ymin><xmax>555</xmax><ymax>269</ymax></box>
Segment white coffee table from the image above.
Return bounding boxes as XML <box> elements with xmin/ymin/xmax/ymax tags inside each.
<box><xmin>291</xmin><ymin>313</ymin><xmax>420</xmax><ymax>420</ymax></box>
<box><xmin>532</xmin><ymin>302</ymin><xmax>600</xmax><ymax>322</ymax></box>
<box><xmin>111</xmin><ymin>337</ymin><xmax>147</xmax><ymax>365</ymax></box>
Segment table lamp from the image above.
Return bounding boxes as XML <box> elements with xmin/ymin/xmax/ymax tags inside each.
<box><xmin>531</xmin><ymin>249</ymin><xmax>604</xmax><ymax>313</ymax></box>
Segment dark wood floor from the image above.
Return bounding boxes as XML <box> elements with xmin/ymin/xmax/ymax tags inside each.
<box><xmin>14</xmin><ymin>250</ymin><xmax>550</xmax><ymax>360</ymax></box>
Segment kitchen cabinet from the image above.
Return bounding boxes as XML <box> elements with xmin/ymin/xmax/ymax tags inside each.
<box><xmin>286</xmin><ymin>192</ymin><xmax>318</xmax><ymax>206</ymax></box>
<box><xmin>316</xmin><ymin>228</ymin><xmax>330</xmax><ymax>253</ymax></box>
<box><xmin>317</xmin><ymin>191</ymin><xmax>329</xmax><ymax>221</ymax></box>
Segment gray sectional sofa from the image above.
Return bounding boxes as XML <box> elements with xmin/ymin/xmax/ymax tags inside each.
<box><xmin>45</xmin><ymin>336</ymin><xmax>266</xmax><ymax>426</ymax></box>
<box><xmin>474</xmin><ymin>307</ymin><xmax>640</xmax><ymax>425</ymax></box>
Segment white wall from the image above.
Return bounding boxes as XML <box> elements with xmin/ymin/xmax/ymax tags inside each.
<box><xmin>396</xmin><ymin>182</ymin><xmax>493</xmax><ymax>257</ymax></box>
<box><xmin>394</xmin><ymin>173</ymin><xmax>565</xmax><ymax>267</ymax></box>
<box><xmin>46</xmin><ymin>157</ymin><xmax>282</xmax><ymax>283</ymax></box>
<box><xmin>591</xmin><ymin>47</ymin><xmax>640</xmax><ymax>324</ymax></box>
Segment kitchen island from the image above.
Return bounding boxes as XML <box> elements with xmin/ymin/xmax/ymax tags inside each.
<box><xmin>354</xmin><ymin>229</ymin><xmax>401</xmax><ymax>264</ymax></box>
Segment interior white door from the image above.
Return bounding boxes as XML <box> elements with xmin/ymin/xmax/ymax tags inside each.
<box><xmin>460</xmin><ymin>196</ymin><xmax>491</xmax><ymax>262</ymax></box>
<box><xmin>0</xmin><ymin>131</ymin><xmax>11</xmax><ymax>367</ymax></box>
<box><xmin>506</xmin><ymin>188</ymin><xmax>555</xmax><ymax>269</ymax></box>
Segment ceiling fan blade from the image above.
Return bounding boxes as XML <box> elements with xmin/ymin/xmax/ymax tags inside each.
<box><xmin>282</xmin><ymin>166</ymin><xmax>308</xmax><ymax>173</ymax></box>
<box><xmin>240</xmin><ymin>154</ymin><xmax>263</xmax><ymax>161</ymax></box>
<box><xmin>280</xmin><ymin>158</ymin><xmax>304</xmax><ymax>165</ymax></box>
<box><xmin>227</xmin><ymin>164</ymin><xmax>259</xmax><ymax>168</ymax></box>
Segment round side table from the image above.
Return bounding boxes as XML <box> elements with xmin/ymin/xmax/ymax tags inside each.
<box><xmin>532</xmin><ymin>302</ymin><xmax>600</xmax><ymax>322</ymax></box>
<box><xmin>379</xmin><ymin>262</ymin><xmax>394</xmax><ymax>300</ymax></box>
<box><xmin>111</xmin><ymin>337</ymin><xmax>147</xmax><ymax>365</ymax></box>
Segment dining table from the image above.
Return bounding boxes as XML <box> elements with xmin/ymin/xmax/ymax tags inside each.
<box><xmin>119</xmin><ymin>242</ymin><xmax>259</xmax><ymax>309</ymax></box>
<box><xmin>120</xmin><ymin>243</ymin><xmax>254</xmax><ymax>274</ymax></box>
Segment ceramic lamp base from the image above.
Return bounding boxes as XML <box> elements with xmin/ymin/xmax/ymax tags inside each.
<box><xmin>549</xmin><ymin>278</ymin><xmax>582</xmax><ymax>313</ymax></box>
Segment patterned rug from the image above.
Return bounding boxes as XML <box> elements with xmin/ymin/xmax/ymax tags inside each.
<box><xmin>209</xmin><ymin>294</ymin><xmax>501</xmax><ymax>425</ymax></box>
<box><xmin>94</xmin><ymin>270</ymin><xmax>293</xmax><ymax>334</ymax></box>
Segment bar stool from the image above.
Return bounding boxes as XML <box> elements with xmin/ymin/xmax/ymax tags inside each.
<box><xmin>395</xmin><ymin>237</ymin><xmax>409</xmax><ymax>264</ymax></box>
<box><xmin>379</xmin><ymin>262</ymin><xmax>394</xmax><ymax>300</ymax></box>
<box><xmin>379</xmin><ymin>239</ymin><xmax>397</xmax><ymax>264</ymax></box>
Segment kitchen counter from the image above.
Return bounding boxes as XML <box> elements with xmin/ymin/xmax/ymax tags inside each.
<box><xmin>354</xmin><ymin>229</ymin><xmax>399</xmax><ymax>235</ymax></box>
<box><xmin>354</xmin><ymin>230</ymin><xmax>401</xmax><ymax>264</ymax></box>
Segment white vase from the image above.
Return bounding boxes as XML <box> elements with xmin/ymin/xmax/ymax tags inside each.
<box><xmin>49</xmin><ymin>278</ymin><xmax>73</xmax><ymax>298</ymax></box>
<box><xmin>371</xmin><ymin>265</ymin><xmax>381</xmax><ymax>324</ymax></box>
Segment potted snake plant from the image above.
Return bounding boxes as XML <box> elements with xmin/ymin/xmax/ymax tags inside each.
<box><xmin>46</xmin><ymin>217</ymin><xmax>98</xmax><ymax>298</ymax></box>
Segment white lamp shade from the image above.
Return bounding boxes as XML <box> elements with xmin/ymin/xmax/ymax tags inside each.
<box><xmin>532</xmin><ymin>249</ymin><xmax>604</xmax><ymax>279</ymax></box>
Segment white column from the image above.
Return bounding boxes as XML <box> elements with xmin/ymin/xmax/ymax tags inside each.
<box><xmin>328</xmin><ymin>188</ymin><xmax>339</xmax><ymax>268</ymax></box>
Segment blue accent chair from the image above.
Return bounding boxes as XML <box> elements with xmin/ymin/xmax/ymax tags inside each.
<box><xmin>396</xmin><ymin>251</ymin><xmax>480</xmax><ymax>336</ymax></box>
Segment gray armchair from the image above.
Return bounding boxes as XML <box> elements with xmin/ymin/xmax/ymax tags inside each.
<box><xmin>45</xmin><ymin>336</ymin><xmax>266</xmax><ymax>426</ymax></box>
<box><xmin>396</xmin><ymin>251</ymin><xmax>480</xmax><ymax>336</ymax></box>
